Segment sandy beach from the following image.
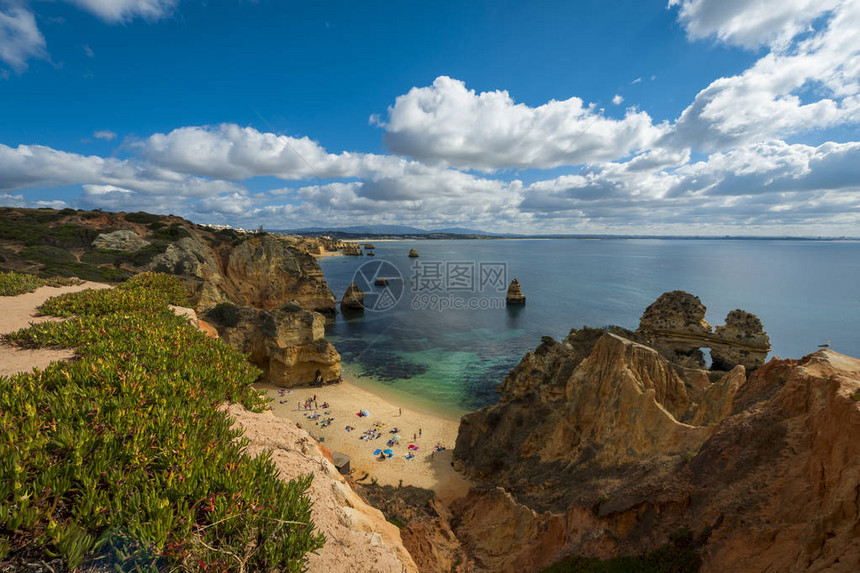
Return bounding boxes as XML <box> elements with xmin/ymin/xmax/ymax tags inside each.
<box><xmin>258</xmin><ymin>375</ymin><xmax>474</xmax><ymax>503</ymax></box>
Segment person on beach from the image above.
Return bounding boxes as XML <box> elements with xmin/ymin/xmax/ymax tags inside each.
<box><xmin>419</xmin><ymin>428</ymin><xmax>422</xmax><ymax>438</ymax></box>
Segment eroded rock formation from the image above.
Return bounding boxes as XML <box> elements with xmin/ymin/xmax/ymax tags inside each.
<box><xmin>216</xmin><ymin>306</ymin><xmax>340</xmax><ymax>386</ymax></box>
<box><xmin>408</xmin><ymin>248</ymin><xmax>419</xmax><ymax>258</ymax></box>
<box><xmin>451</xmin><ymin>294</ymin><xmax>860</xmax><ymax>572</ymax></box>
<box><xmin>637</xmin><ymin>290</ymin><xmax>770</xmax><ymax>370</ymax></box>
<box><xmin>341</xmin><ymin>283</ymin><xmax>366</xmax><ymax>314</ymax></box>
<box><xmin>505</xmin><ymin>279</ymin><xmax>526</xmax><ymax>306</ymax></box>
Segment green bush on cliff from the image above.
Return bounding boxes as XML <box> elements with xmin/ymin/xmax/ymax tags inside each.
<box><xmin>0</xmin><ymin>273</ymin><xmax>324</xmax><ymax>571</ymax></box>
<box><xmin>210</xmin><ymin>302</ymin><xmax>241</xmax><ymax>327</ymax></box>
<box><xmin>542</xmin><ymin>530</ymin><xmax>702</xmax><ymax>573</ymax></box>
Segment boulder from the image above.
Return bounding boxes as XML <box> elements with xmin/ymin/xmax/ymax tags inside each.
<box><xmin>213</xmin><ymin>305</ymin><xmax>341</xmax><ymax>387</ymax></box>
<box><xmin>341</xmin><ymin>283</ymin><xmax>365</xmax><ymax>313</ymax></box>
<box><xmin>408</xmin><ymin>248</ymin><xmax>419</xmax><ymax>258</ymax></box>
<box><xmin>92</xmin><ymin>230</ymin><xmax>150</xmax><ymax>252</ymax></box>
<box><xmin>505</xmin><ymin>278</ymin><xmax>526</xmax><ymax>306</ymax></box>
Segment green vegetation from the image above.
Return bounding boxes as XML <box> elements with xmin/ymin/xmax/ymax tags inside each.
<box><xmin>0</xmin><ymin>273</ymin><xmax>324</xmax><ymax>571</ymax></box>
<box><xmin>124</xmin><ymin>212</ymin><xmax>163</xmax><ymax>225</ymax></box>
<box><xmin>542</xmin><ymin>530</ymin><xmax>701</xmax><ymax>573</ymax></box>
<box><xmin>152</xmin><ymin>223</ymin><xmax>191</xmax><ymax>241</ymax></box>
<box><xmin>209</xmin><ymin>302</ymin><xmax>241</xmax><ymax>328</ymax></box>
<box><xmin>0</xmin><ymin>271</ymin><xmax>82</xmax><ymax>296</ymax></box>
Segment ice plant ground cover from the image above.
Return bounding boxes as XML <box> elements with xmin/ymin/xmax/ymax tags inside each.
<box><xmin>0</xmin><ymin>272</ymin><xmax>324</xmax><ymax>571</ymax></box>
<box><xmin>0</xmin><ymin>271</ymin><xmax>82</xmax><ymax>297</ymax></box>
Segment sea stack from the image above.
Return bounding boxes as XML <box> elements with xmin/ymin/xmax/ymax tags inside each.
<box><xmin>340</xmin><ymin>283</ymin><xmax>365</xmax><ymax>313</ymax></box>
<box><xmin>505</xmin><ymin>278</ymin><xmax>526</xmax><ymax>306</ymax></box>
<box><xmin>408</xmin><ymin>248</ymin><xmax>419</xmax><ymax>258</ymax></box>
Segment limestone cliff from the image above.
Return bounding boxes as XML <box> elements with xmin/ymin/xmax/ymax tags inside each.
<box><xmin>451</xmin><ymin>294</ymin><xmax>860</xmax><ymax>572</ymax></box>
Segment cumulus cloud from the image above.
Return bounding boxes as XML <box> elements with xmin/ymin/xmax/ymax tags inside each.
<box><xmin>519</xmin><ymin>139</ymin><xmax>860</xmax><ymax>234</ymax></box>
<box><xmin>668</xmin><ymin>0</ymin><xmax>842</xmax><ymax>49</ymax></box>
<box><xmin>0</xmin><ymin>3</ymin><xmax>46</xmax><ymax>72</ymax></box>
<box><xmin>664</xmin><ymin>0</ymin><xmax>860</xmax><ymax>151</ymax></box>
<box><xmin>375</xmin><ymin>76</ymin><xmax>665</xmax><ymax>171</ymax></box>
<box><xmin>138</xmin><ymin>124</ymin><xmax>407</xmax><ymax>180</ymax></box>
<box><xmin>66</xmin><ymin>0</ymin><xmax>179</xmax><ymax>23</ymax></box>
<box><xmin>612</xmin><ymin>94</ymin><xmax>624</xmax><ymax>105</ymax></box>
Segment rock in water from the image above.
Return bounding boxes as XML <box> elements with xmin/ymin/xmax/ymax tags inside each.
<box><xmin>340</xmin><ymin>283</ymin><xmax>365</xmax><ymax>314</ymax></box>
<box><xmin>408</xmin><ymin>248</ymin><xmax>419</xmax><ymax>258</ymax></box>
<box><xmin>505</xmin><ymin>278</ymin><xmax>526</xmax><ymax>306</ymax></box>
<box><xmin>92</xmin><ymin>230</ymin><xmax>150</xmax><ymax>252</ymax></box>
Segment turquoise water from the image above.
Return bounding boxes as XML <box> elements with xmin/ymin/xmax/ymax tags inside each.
<box><xmin>320</xmin><ymin>239</ymin><xmax>860</xmax><ymax>414</ymax></box>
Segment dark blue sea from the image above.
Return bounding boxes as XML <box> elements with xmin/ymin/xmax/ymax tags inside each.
<box><xmin>319</xmin><ymin>239</ymin><xmax>860</xmax><ymax>416</ymax></box>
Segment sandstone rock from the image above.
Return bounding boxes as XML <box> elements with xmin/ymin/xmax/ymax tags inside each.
<box><xmin>341</xmin><ymin>283</ymin><xmax>365</xmax><ymax>314</ymax></box>
<box><xmin>215</xmin><ymin>306</ymin><xmax>340</xmax><ymax>387</ymax></box>
<box><xmin>451</xmin><ymin>336</ymin><xmax>860</xmax><ymax>573</ymax></box>
<box><xmin>505</xmin><ymin>279</ymin><xmax>526</xmax><ymax>306</ymax></box>
<box><xmin>638</xmin><ymin>290</ymin><xmax>770</xmax><ymax>371</ymax></box>
<box><xmin>408</xmin><ymin>248</ymin><xmax>419</xmax><ymax>258</ymax></box>
<box><xmin>92</xmin><ymin>230</ymin><xmax>150</xmax><ymax>252</ymax></box>
<box><xmin>711</xmin><ymin>309</ymin><xmax>770</xmax><ymax>370</ymax></box>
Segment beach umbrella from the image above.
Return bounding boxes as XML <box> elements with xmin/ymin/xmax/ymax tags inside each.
<box><xmin>361</xmin><ymin>409</ymin><xmax>370</xmax><ymax>417</ymax></box>
<box><xmin>393</xmin><ymin>434</ymin><xmax>401</xmax><ymax>441</ymax></box>
<box><xmin>383</xmin><ymin>448</ymin><xmax>393</xmax><ymax>456</ymax></box>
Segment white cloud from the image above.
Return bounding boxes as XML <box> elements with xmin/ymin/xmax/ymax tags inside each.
<box><xmin>65</xmin><ymin>0</ymin><xmax>178</xmax><ymax>23</ymax></box>
<box><xmin>0</xmin><ymin>3</ymin><xmax>46</xmax><ymax>72</ymax></box>
<box><xmin>664</xmin><ymin>1</ymin><xmax>860</xmax><ymax>151</ymax></box>
<box><xmin>668</xmin><ymin>0</ymin><xmax>841</xmax><ymax>49</ymax></box>
<box><xmin>612</xmin><ymin>94</ymin><xmax>624</xmax><ymax>105</ymax></box>
<box><xmin>375</xmin><ymin>76</ymin><xmax>665</xmax><ymax>171</ymax></box>
<box><xmin>93</xmin><ymin>129</ymin><xmax>117</xmax><ymax>141</ymax></box>
<box><xmin>138</xmin><ymin>124</ymin><xmax>399</xmax><ymax>180</ymax></box>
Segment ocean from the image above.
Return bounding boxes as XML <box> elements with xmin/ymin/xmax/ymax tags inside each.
<box><xmin>319</xmin><ymin>238</ymin><xmax>860</xmax><ymax>416</ymax></box>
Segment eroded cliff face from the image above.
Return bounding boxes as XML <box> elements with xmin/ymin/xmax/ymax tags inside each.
<box><xmin>451</xmin><ymin>294</ymin><xmax>860</xmax><ymax>573</ymax></box>
<box><xmin>145</xmin><ymin>229</ymin><xmax>341</xmax><ymax>387</ymax></box>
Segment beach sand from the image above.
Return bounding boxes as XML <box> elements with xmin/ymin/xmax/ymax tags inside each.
<box><xmin>259</xmin><ymin>376</ymin><xmax>474</xmax><ymax>503</ymax></box>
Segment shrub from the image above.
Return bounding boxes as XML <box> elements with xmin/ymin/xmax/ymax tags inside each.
<box><xmin>124</xmin><ymin>211</ymin><xmax>162</xmax><ymax>225</ymax></box>
<box><xmin>21</xmin><ymin>244</ymin><xmax>77</xmax><ymax>265</ymax></box>
<box><xmin>209</xmin><ymin>302</ymin><xmax>241</xmax><ymax>327</ymax></box>
<box><xmin>0</xmin><ymin>271</ymin><xmax>81</xmax><ymax>296</ymax></box>
<box><xmin>0</xmin><ymin>273</ymin><xmax>324</xmax><ymax>571</ymax></box>
<box><xmin>541</xmin><ymin>529</ymin><xmax>702</xmax><ymax>573</ymax></box>
<box><xmin>152</xmin><ymin>223</ymin><xmax>191</xmax><ymax>241</ymax></box>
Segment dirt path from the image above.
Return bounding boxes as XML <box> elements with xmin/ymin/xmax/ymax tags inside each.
<box><xmin>0</xmin><ymin>282</ymin><xmax>110</xmax><ymax>378</ymax></box>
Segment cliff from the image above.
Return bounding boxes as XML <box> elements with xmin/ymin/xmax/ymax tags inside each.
<box><xmin>451</xmin><ymin>293</ymin><xmax>860</xmax><ymax>572</ymax></box>
<box><xmin>0</xmin><ymin>207</ymin><xmax>340</xmax><ymax>387</ymax></box>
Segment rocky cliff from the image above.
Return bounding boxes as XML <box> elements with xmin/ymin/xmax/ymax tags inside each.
<box><xmin>451</xmin><ymin>293</ymin><xmax>860</xmax><ymax>572</ymax></box>
<box><xmin>0</xmin><ymin>207</ymin><xmax>340</xmax><ymax>387</ymax></box>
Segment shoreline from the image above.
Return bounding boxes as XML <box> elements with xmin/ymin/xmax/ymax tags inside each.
<box><xmin>257</xmin><ymin>372</ymin><xmax>474</xmax><ymax>504</ymax></box>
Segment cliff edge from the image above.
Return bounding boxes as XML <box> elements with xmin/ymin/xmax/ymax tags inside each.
<box><xmin>451</xmin><ymin>292</ymin><xmax>860</xmax><ymax>572</ymax></box>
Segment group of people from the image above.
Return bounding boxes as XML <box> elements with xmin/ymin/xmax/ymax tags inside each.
<box><xmin>298</xmin><ymin>394</ymin><xmax>329</xmax><ymax>411</ymax></box>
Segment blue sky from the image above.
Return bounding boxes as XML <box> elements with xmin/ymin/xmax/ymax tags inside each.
<box><xmin>1</xmin><ymin>0</ymin><xmax>859</xmax><ymax>235</ymax></box>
